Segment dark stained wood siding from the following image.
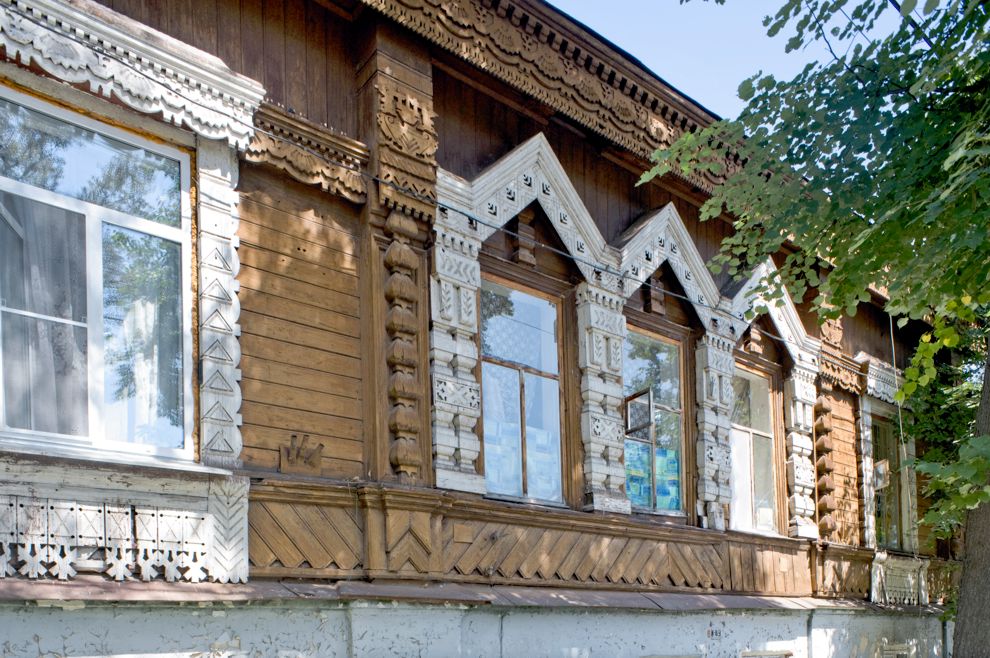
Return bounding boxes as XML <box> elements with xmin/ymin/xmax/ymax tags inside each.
<box><xmin>96</xmin><ymin>0</ymin><xmax>357</xmax><ymax>136</ymax></box>
<box><xmin>236</xmin><ymin>163</ymin><xmax>365</xmax><ymax>479</ymax></box>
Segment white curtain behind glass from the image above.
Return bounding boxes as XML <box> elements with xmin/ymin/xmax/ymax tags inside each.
<box><xmin>0</xmin><ymin>191</ymin><xmax>88</xmax><ymax>435</ymax></box>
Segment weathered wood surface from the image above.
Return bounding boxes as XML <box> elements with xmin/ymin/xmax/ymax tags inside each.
<box><xmin>811</xmin><ymin>543</ymin><xmax>873</xmax><ymax>598</ymax></box>
<box><xmin>248</xmin><ymin>481</ymin><xmax>817</xmax><ymax>596</ymax></box>
<box><xmin>237</xmin><ymin>164</ymin><xmax>366</xmax><ymax>480</ymax></box>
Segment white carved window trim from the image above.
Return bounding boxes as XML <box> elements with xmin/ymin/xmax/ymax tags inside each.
<box><xmin>0</xmin><ymin>84</ymin><xmax>196</xmax><ymax>464</ymax></box>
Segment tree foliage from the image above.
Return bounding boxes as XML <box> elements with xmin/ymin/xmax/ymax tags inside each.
<box><xmin>639</xmin><ymin>0</ymin><xmax>989</xmax><ymax>640</ymax></box>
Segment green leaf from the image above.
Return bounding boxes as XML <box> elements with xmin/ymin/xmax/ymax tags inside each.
<box><xmin>898</xmin><ymin>0</ymin><xmax>917</xmax><ymax>16</ymax></box>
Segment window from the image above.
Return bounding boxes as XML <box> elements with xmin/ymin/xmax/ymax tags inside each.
<box><xmin>480</xmin><ymin>278</ymin><xmax>562</xmax><ymax>503</ymax></box>
<box><xmin>0</xmin><ymin>88</ymin><xmax>192</xmax><ymax>459</ymax></box>
<box><xmin>622</xmin><ymin>328</ymin><xmax>685</xmax><ymax>513</ymax></box>
<box><xmin>873</xmin><ymin>419</ymin><xmax>903</xmax><ymax>550</ymax></box>
<box><xmin>729</xmin><ymin>368</ymin><xmax>778</xmax><ymax>533</ymax></box>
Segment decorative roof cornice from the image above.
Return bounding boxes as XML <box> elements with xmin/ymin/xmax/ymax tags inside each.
<box><xmin>359</xmin><ymin>0</ymin><xmax>726</xmax><ymax>191</ymax></box>
<box><xmin>0</xmin><ymin>0</ymin><xmax>265</xmax><ymax>147</ymax></box>
<box><xmin>245</xmin><ymin>102</ymin><xmax>369</xmax><ymax>203</ymax></box>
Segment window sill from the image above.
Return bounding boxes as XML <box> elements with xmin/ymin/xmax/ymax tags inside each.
<box><xmin>484</xmin><ymin>493</ymin><xmax>570</xmax><ymax>511</ymax></box>
<box><xmin>0</xmin><ymin>439</ymin><xmax>230</xmax><ymax>478</ymax></box>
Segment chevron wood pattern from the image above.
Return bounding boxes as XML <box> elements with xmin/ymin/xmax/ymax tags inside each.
<box><xmin>208</xmin><ymin>475</ymin><xmax>250</xmax><ymax>584</ymax></box>
<box><xmin>248</xmin><ymin>499</ymin><xmax>363</xmax><ymax>577</ymax></box>
<box><xmin>247</xmin><ymin>481</ymin><xmax>819</xmax><ymax>596</ymax></box>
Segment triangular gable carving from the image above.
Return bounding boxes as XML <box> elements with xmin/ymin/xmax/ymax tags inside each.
<box><xmin>615</xmin><ymin>203</ymin><xmax>722</xmax><ymax>331</ymax></box>
<box><xmin>438</xmin><ymin>133</ymin><xmax>620</xmax><ymax>290</ymax></box>
<box><xmin>728</xmin><ymin>259</ymin><xmax>820</xmax><ymax>367</ymax></box>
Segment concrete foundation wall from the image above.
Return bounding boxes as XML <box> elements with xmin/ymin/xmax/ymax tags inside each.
<box><xmin>0</xmin><ymin>600</ymin><xmax>948</xmax><ymax>658</ymax></box>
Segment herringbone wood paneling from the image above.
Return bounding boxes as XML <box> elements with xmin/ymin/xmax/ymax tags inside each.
<box><xmin>249</xmin><ymin>500</ymin><xmax>362</xmax><ymax>575</ymax></box>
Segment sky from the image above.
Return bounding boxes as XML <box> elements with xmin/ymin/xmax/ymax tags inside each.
<box><xmin>546</xmin><ymin>1</ymin><xmax>831</xmax><ymax>119</ymax></box>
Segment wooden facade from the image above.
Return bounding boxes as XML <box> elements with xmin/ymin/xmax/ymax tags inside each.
<box><xmin>0</xmin><ymin>0</ymin><xmax>952</xmax><ymax>611</ymax></box>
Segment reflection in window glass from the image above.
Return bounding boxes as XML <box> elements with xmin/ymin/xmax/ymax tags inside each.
<box><xmin>622</xmin><ymin>329</ymin><xmax>683</xmax><ymax>512</ymax></box>
<box><xmin>480</xmin><ymin>281</ymin><xmax>561</xmax><ymax>502</ymax></box>
<box><xmin>103</xmin><ymin>225</ymin><xmax>183</xmax><ymax>449</ymax></box>
<box><xmin>0</xmin><ymin>97</ymin><xmax>181</xmax><ymax>226</ymax></box>
<box><xmin>873</xmin><ymin>420</ymin><xmax>902</xmax><ymax>550</ymax></box>
<box><xmin>481</xmin><ymin>280</ymin><xmax>558</xmax><ymax>374</ymax></box>
<box><xmin>729</xmin><ymin>368</ymin><xmax>777</xmax><ymax>533</ymax></box>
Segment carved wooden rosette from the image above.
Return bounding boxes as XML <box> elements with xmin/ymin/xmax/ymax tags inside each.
<box><xmin>694</xmin><ymin>333</ymin><xmax>734</xmax><ymax>530</ymax></box>
<box><xmin>783</xmin><ymin>365</ymin><xmax>818</xmax><ymax>539</ymax></box>
<box><xmin>430</xmin><ymin>210</ymin><xmax>484</xmax><ymax>493</ymax></box>
<box><xmin>244</xmin><ymin>102</ymin><xmax>368</xmax><ymax>204</ymax></box>
<box><xmin>576</xmin><ymin>283</ymin><xmax>629</xmax><ymax>513</ymax></box>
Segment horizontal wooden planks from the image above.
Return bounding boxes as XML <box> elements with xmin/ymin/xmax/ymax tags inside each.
<box><xmin>826</xmin><ymin>390</ymin><xmax>863</xmax><ymax>547</ymax></box>
<box><xmin>237</xmin><ymin>164</ymin><xmax>365</xmax><ymax>479</ymax></box>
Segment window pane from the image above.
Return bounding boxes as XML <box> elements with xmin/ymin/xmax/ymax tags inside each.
<box><xmin>732</xmin><ymin>369</ymin><xmax>771</xmax><ymax>434</ymax></box>
<box><xmin>2</xmin><ymin>313</ymin><xmax>87</xmax><ymax>435</ymax></box>
<box><xmin>0</xmin><ymin>192</ymin><xmax>86</xmax><ymax>322</ymax></box>
<box><xmin>626</xmin><ymin>391</ymin><xmax>651</xmax><ymax>433</ymax></box>
<box><xmin>480</xmin><ymin>281</ymin><xmax>558</xmax><ymax>374</ymax></box>
<box><xmin>103</xmin><ymin>225</ymin><xmax>183</xmax><ymax>449</ymax></box>
<box><xmin>524</xmin><ymin>373</ymin><xmax>561</xmax><ymax>502</ymax></box>
<box><xmin>753</xmin><ymin>434</ymin><xmax>777</xmax><ymax>532</ymax></box>
<box><xmin>0</xmin><ymin>97</ymin><xmax>181</xmax><ymax>226</ymax></box>
<box><xmin>624</xmin><ymin>439</ymin><xmax>652</xmax><ymax>508</ymax></box>
<box><xmin>873</xmin><ymin>421</ymin><xmax>902</xmax><ymax>549</ymax></box>
<box><xmin>623</xmin><ymin>332</ymin><xmax>679</xmax><ymax>408</ymax></box>
<box><xmin>729</xmin><ymin>426</ymin><xmax>754</xmax><ymax>532</ymax></box>
<box><xmin>482</xmin><ymin>362</ymin><xmax>522</xmax><ymax>497</ymax></box>
<box><xmin>654</xmin><ymin>408</ymin><xmax>680</xmax><ymax>449</ymax></box>
<box><xmin>654</xmin><ymin>445</ymin><xmax>681</xmax><ymax>512</ymax></box>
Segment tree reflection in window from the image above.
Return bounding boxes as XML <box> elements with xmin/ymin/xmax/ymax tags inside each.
<box><xmin>622</xmin><ymin>329</ymin><xmax>683</xmax><ymax>512</ymax></box>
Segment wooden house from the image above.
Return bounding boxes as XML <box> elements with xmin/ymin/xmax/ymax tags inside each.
<box><xmin>0</xmin><ymin>0</ymin><xmax>956</xmax><ymax>654</ymax></box>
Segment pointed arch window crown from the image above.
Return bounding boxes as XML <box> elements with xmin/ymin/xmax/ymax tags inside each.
<box><xmin>431</xmin><ymin>132</ymin><xmax>823</xmax><ymax>520</ymax></box>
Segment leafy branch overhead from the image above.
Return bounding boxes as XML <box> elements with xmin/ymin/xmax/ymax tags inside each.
<box><xmin>641</xmin><ymin>0</ymin><xmax>989</xmax><ymax>359</ymax></box>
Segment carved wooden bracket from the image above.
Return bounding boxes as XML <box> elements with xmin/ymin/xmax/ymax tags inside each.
<box><xmin>244</xmin><ymin>103</ymin><xmax>369</xmax><ymax>204</ymax></box>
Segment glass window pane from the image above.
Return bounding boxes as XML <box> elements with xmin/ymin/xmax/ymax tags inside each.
<box><xmin>0</xmin><ymin>192</ymin><xmax>86</xmax><ymax>322</ymax></box>
<box><xmin>752</xmin><ymin>434</ymin><xmax>777</xmax><ymax>532</ymax></box>
<box><xmin>482</xmin><ymin>362</ymin><xmax>522</xmax><ymax>497</ymax></box>
<box><xmin>103</xmin><ymin>225</ymin><xmax>184</xmax><ymax>449</ymax></box>
<box><xmin>654</xmin><ymin>445</ymin><xmax>681</xmax><ymax>512</ymax></box>
<box><xmin>873</xmin><ymin>421</ymin><xmax>901</xmax><ymax>549</ymax></box>
<box><xmin>0</xmin><ymin>97</ymin><xmax>181</xmax><ymax>226</ymax></box>
<box><xmin>654</xmin><ymin>408</ymin><xmax>681</xmax><ymax>449</ymax></box>
<box><xmin>729</xmin><ymin>426</ymin><xmax>753</xmax><ymax>532</ymax></box>
<box><xmin>623</xmin><ymin>331</ymin><xmax>679</xmax><ymax>408</ymax></box>
<box><xmin>626</xmin><ymin>392</ymin><xmax>651</xmax><ymax>432</ymax></box>
<box><xmin>732</xmin><ymin>369</ymin><xmax>772</xmax><ymax>434</ymax></box>
<box><xmin>2</xmin><ymin>313</ymin><xmax>88</xmax><ymax>435</ymax></box>
<box><xmin>625</xmin><ymin>439</ymin><xmax>652</xmax><ymax>508</ymax></box>
<box><xmin>480</xmin><ymin>281</ymin><xmax>558</xmax><ymax>374</ymax></box>
<box><xmin>524</xmin><ymin>373</ymin><xmax>562</xmax><ymax>502</ymax></box>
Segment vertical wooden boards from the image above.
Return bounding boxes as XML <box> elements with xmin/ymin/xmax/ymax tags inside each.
<box><xmin>237</xmin><ymin>164</ymin><xmax>365</xmax><ymax>479</ymax></box>
<box><xmin>94</xmin><ymin>0</ymin><xmax>358</xmax><ymax>138</ymax></box>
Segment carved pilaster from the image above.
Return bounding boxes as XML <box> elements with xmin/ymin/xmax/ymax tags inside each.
<box><xmin>198</xmin><ymin>141</ymin><xmax>244</xmax><ymax>469</ymax></box>
<box><xmin>576</xmin><ymin>283</ymin><xmax>629</xmax><ymax>513</ymax></box>
<box><xmin>784</xmin><ymin>365</ymin><xmax>818</xmax><ymax>539</ymax></box>
<box><xmin>430</xmin><ymin>210</ymin><xmax>484</xmax><ymax>493</ymax></box>
<box><xmin>694</xmin><ymin>333</ymin><xmax>735</xmax><ymax>530</ymax></box>
<box><xmin>358</xmin><ymin>27</ymin><xmax>437</xmax><ymax>484</ymax></box>
<box><xmin>815</xmin><ymin>394</ymin><xmax>838</xmax><ymax>539</ymax></box>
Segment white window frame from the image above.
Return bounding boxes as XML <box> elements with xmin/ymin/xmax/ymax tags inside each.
<box><xmin>0</xmin><ymin>84</ymin><xmax>194</xmax><ymax>463</ymax></box>
<box><xmin>729</xmin><ymin>366</ymin><xmax>780</xmax><ymax>535</ymax></box>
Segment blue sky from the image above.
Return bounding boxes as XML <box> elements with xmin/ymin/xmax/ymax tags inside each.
<box><xmin>546</xmin><ymin>1</ymin><xmax>830</xmax><ymax>118</ymax></box>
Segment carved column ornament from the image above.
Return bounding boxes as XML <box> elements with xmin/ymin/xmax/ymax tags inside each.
<box><xmin>430</xmin><ymin>208</ymin><xmax>484</xmax><ymax>493</ymax></box>
<box><xmin>784</xmin><ymin>365</ymin><xmax>819</xmax><ymax>539</ymax></box>
<box><xmin>576</xmin><ymin>283</ymin><xmax>629</xmax><ymax>513</ymax></box>
<box><xmin>695</xmin><ymin>333</ymin><xmax>735</xmax><ymax>530</ymax></box>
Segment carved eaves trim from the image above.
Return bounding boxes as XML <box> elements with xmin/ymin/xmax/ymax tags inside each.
<box><xmin>245</xmin><ymin>102</ymin><xmax>369</xmax><ymax>203</ymax></box>
<box><xmin>358</xmin><ymin>0</ymin><xmax>726</xmax><ymax>192</ymax></box>
<box><xmin>0</xmin><ymin>0</ymin><xmax>264</xmax><ymax>147</ymax></box>
<box><xmin>821</xmin><ymin>347</ymin><xmax>863</xmax><ymax>394</ymax></box>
